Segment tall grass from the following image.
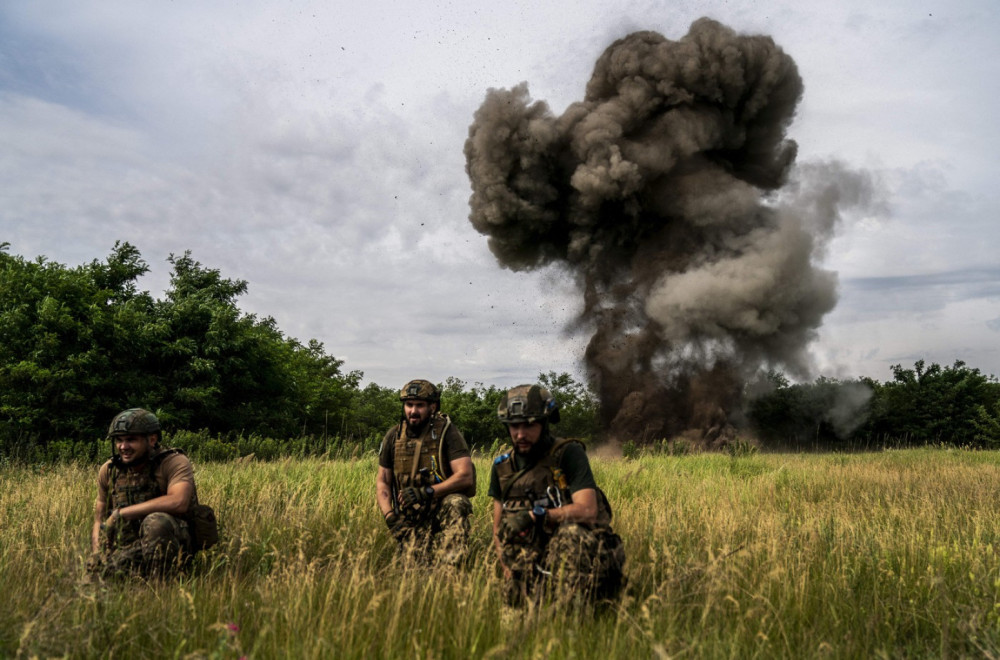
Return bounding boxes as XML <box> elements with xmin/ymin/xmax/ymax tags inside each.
<box><xmin>3</xmin><ymin>449</ymin><xmax>1000</xmax><ymax>657</ymax></box>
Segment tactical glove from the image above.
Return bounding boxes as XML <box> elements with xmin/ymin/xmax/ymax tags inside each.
<box><xmin>401</xmin><ymin>485</ymin><xmax>434</xmax><ymax>508</ymax></box>
<box><xmin>502</xmin><ymin>510</ymin><xmax>535</xmax><ymax>539</ymax></box>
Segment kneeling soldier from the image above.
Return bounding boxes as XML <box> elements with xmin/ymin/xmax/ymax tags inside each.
<box><xmin>376</xmin><ymin>379</ymin><xmax>475</xmax><ymax>565</ymax></box>
<box><xmin>89</xmin><ymin>408</ymin><xmax>216</xmax><ymax>578</ymax></box>
<box><xmin>489</xmin><ymin>384</ymin><xmax>625</xmax><ymax>605</ymax></box>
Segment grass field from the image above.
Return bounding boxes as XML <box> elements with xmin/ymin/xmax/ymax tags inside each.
<box><xmin>3</xmin><ymin>448</ymin><xmax>1000</xmax><ymax>658</ymax></box>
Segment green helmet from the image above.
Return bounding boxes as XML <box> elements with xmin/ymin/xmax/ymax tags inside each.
<box><xmin>107</xmin><ymin>408</ymin><xmax>161</xmax><ymax>437</ymax></box>
<box><xmin>399</xmin><ymin>379</ymin><xmax>440</xmax><ymax>404</ymax></box>
<box><xmin>497</xmin><ymin>384</ymin><xmax>560</xmax><ymax>425</ymax></box>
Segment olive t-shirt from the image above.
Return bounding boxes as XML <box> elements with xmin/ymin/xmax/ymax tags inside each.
<box><xmin>97</xmin><ymin>448</ymin><xmax>197</xmax><ymax>507</ymax></box>
<box><xmin>487</xmin><ymin>439</ymin><xmax>596</xmax><ymax>499</ymax></box>
<box><xmin>378</xmin><ymin>417</ymin><xmax>471</xmax><ymax>470</ymax></box>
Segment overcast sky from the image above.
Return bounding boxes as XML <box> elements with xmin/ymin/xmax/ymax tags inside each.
<box><xmin>2</xmin><ymin>0</ymin><xmax>999</xmax><ymax>390</ymax></box>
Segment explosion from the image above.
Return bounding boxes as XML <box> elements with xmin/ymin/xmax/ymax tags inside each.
<box><xmin>465</xmin><ymin>19</ymin><xmax>876</xmax><ymax>444</ymax></box>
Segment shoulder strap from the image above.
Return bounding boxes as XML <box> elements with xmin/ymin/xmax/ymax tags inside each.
<box><xmin>498</xmin><ymin>445</ymin><xmax>532</xmax><ymax>501</ymax></box>
<box><xmin>434</xmin><ymin>414</ymin><xmax>451</xmax><ymax>477</ymax></box>
<box><xmin>146</xmin><ymin>448</ymin><xmax>182</xmax><ymax>495</ymax></box>
<box><xmin>151</xmin><ymin>447</ymin><xmax>182</xmax><ymax>466</ymax></box>
<box><xmin>549</xmin><ymin>437</ymin><xmax>583</xmax><ymax>460</ymax></box>
<box><xmin>106</xmin><ymin>459</ymin><xmax>118</xmax><ymax>512</ymax></box>
<box><xmin>408</xmin><ymin>435</ymin><xmax>423</xmax><ymax>484</ymax></box>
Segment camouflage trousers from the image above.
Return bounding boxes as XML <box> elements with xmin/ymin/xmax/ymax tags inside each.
<box><xmin>501</xmin><ymin>523</ymin><xmax>626</xmax><ymax>606</ymax></box>
<box><xmin>89</xmin><ymin>512</ymin><xmax>192</xmax><ymax>578</ymax></box>
<box><xmin>392</xmin><ymin>493</ymin><xmax>472</xmax><ymax>566</ymax></box>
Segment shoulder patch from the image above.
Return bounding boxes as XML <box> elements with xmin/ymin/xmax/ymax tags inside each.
<box><xmin>494</xmin><ymin>453</ymin><xmax>510</xmax><ymax>465</ymax></box>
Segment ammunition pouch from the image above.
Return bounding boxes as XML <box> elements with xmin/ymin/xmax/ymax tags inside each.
<box><xmin>185</xmin><ymin>503</ymin><xmax>219</xmax><ymax>551</ymax></box>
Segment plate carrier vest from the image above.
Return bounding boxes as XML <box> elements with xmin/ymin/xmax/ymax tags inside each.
<box><xmin>494</xmin><ymin>437</ymin><xmax>613</xmax><ymax>528</ymax></box>
<box><xmin>392</xmin><ymin>413</ymin><xmax>475</xmax><ymax>498</ymax></box>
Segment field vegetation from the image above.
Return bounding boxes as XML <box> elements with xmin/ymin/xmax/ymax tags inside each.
<box><xmin>4</xmin><ymin>448</ymin><xmax>1000</xmax><ymax>658</ymax></box>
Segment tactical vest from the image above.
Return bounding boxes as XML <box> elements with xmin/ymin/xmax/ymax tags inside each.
<box><xmin>494</xmin><ymin>437</ymin><xmax>613</xmax><ymax>528</ymax></box>
<box><xmin>392</xmin><ymin>413</ymin><xmax>454</xmax><ymax>490</ymax></box>
<box><xmin>106</xmin><ymin>448</ymin><xmax>188</xmax><ymax>536</ymax></box>
<box><xmin>107</xmin><ymin>448</ymin><xmax>182</xmax><ymax>508</ymax></box>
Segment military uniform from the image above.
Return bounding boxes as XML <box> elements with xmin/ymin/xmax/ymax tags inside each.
<box><xmin>379</xmin><ymin>413</ymin><xmax>474</xmax><ymax>564</ymax></box>
<box><xmin>92</xmin><ymin>447</ymin><xmax>197</xmax><ymax>577</ymax></box>
<box><xmin>489</xmin><ymin>433</ymin><xmax>625</xmax><ymax>605</ymax></box>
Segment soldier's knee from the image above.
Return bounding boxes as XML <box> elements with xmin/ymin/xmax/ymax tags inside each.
<box><xmin>140</xmin><ymin>512</ymin><xmax>181</xmax><ymax>541</ymax></box>
<box><xmin>549</xmin><ymin>524</ymin><xmax>597</xmax><ymax>554</ymax></box>
<box><xmin>439</xmin><ymin>493</ymin><xmax>472</xmax><ymax>516</ymax></box>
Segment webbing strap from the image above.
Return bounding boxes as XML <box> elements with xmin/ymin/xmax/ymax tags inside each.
<box><xmin>435</xmin><ymin>416</ymin><xmax>451</xmax><ymax>480</ymax></box>
<box><xmin>500</xmin><ymin>455</ymin><xmax>533</xmax><ymax>502</ymax></box>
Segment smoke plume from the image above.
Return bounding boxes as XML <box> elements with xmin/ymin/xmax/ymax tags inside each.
<box><xmin>465</xmin><ymin>19</ymin><xmax>877</xmax><ymax>443</ymax></box>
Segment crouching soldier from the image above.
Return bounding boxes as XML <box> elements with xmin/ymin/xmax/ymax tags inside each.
<box><xmin>88</xmin><ymin>408</ymin><xmax>217</xmax><ymax>578</ymax></box>
<box><xmin>489</xmin><ymin>384</ymin><xmax>625</xmax><ymax>605</ymax></box>
<box><xmin>376</xmin><ymin>380</ymin><xmax>475</xmax><ymax>565</ymax></box>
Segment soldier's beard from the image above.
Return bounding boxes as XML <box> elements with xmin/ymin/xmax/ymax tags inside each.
<box><xmin>406</xmin><ymin>416</ymin><xmax>430</xmax><ymax>436</ymax></box>
<box><xmin>515</xmin><ymin>428</ymin><xmax>553</xmax><ymax>463</ymax></box>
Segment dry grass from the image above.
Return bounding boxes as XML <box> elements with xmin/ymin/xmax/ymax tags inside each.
<box><xmin>3</xmin><ymin>449</ymin><xmax>1000</xmax><ymax>658</ymax></box>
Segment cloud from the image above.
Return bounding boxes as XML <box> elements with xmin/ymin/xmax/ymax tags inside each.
<box><xmin>3</xmin><ymin>0</ymin><xmax>1000</xmax><ymax>394</ymax></box>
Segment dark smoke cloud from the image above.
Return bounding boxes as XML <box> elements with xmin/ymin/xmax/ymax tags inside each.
<box><xmin>464</xmin><ymin>18</ymin><xmax>878</xmax><ymax>443</ymax></box>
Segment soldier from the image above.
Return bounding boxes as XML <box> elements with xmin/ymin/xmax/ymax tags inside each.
<box><xmin>89</xmin><ymin>408</ymin><xmax>216</xmax><ymax>578</ymax></box>
<box><xmin>376</xmin><ymin>379</ymin><xmax>475</xmax><ymax>565</ymax></box>
<box><xmin>489</xmin><ymin>384</ymin><xmax>625</xmax><ymax>605</ymax></box>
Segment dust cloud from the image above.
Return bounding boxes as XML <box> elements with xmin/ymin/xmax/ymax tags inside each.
<box><xmin>465</xmin><ymin>19</ymin><xmax>878</xmax><ymax>444</ymax></box>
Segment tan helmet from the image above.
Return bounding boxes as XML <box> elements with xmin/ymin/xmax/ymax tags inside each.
<box><xmin>107</xmin><ymin>408</ymin><xmax>161</xmax><ymax>437</ymax></box>
<box><xmin>497</xmin><ymin>384</ymin><xmax>560</xmax><ymax>424</ymax></box>
<box><xmin>399</xmin><ymin>379</ymin><xmax>441</xmax><ymax>404</ymax></box>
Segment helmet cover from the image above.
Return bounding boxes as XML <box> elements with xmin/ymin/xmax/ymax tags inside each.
<box><xmin>107</xmin><ymin>408</ymin><xmax>161</xmax><ymax>437</ymax></box>
<box><xmin>399</xmin><ymin>379</ymin><xmax>441</xmax><ymax>404</ymax></box>
<box><xmin>497</xmin><ymin>384</ymin><xmax>560</xmax><ymax>424</ymax></box>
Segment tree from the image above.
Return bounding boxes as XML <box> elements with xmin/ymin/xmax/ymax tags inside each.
<box><xmin>537</xmin><ymin>371</ymin><xmax>599</xmax><ymax>441</ymax></box>
<box><xmin>440</xmin><ymin>377</ymin><xmax>504</xmax><ymax>449</ymax></box>
<box><xmin>0</xmin><ymin>242</ymin><xmax>154</xmax><ymax>444</ymax></box>
<box><xmin>0</xmin><ymin>244</ymin><xmax>365</xmax><ymax>451</ymax></box>
<box><xmin>862</xmin><ymin>360</ymin><xmax>1000</xmax><ymax>446</ymax></box>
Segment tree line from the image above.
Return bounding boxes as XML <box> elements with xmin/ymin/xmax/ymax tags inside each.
<box><xmin>0</xmin><ymin>243</ymin><xmax>597</xmax><ymax>461</ymax></box>
<box><xmin>747</xmin><ymin>360</ymin><xmax>1000</xmax><ymax>450</ymax></box>
<box><xmin>1</xmin><ymin>243</ymin><xmax>998</xmax><ymax>461</ymax></box>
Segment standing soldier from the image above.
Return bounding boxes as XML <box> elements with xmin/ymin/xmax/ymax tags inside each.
<box><xmin>89</xmin><ymin>408</ymin><xmax>217</xmax><ymax>578</ymax></box>
<box><xmin>376</xmin><ymin>379</ymin><xmax>475</xmax><ymax>565</ymax></box>
<box><xmin>489</xmin><ymin>384</ymin><xmax>625</xmax><ymax>605</ymax></box>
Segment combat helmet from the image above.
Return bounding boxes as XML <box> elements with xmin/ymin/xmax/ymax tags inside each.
<box><xmin>107</xmin><ymin>408</ymin><xmax>161</xmax><ymax>437</ymax></box>
<box><xmin>399</xmin><ymin>379</ymin><xmax>441</xmax><ymax>404</ymax></box>
<box><xmin>497</xmin><ymin>384</ymin><xmax>560</xmax><ymax>425</ymax></box>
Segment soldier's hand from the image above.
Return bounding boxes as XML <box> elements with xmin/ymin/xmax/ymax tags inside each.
<box><xmin>384</xmin><ymin>511</ymin><xmax>408</xmax><ymax>541</ymax></box>
<box><xmin>384</xmin><ymin>511</ymin><xmax>401</xmax><ymax>531</ymax></box>
<box><xmin>102</xmin><ymin>508</ymin><xmax>123</xmax><ymax>532</ymax></box>
<box><xmin>400</xmin><ymin>486</ymin><xmax>434</xmax><ymax>508</ymax></box>
<box><xmin>502</xmin><ymin>510</ymin><xmax>535</xmax><ymax>539</ymax></box>
<box><xmin>85</xmin><ymin>552</ymin><xmax>103</xmax><ymax>573</ymax></box>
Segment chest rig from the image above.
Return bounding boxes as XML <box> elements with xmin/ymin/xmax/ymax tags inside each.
<box><xmin>495</xmin><ymin>437</ymin><xmax>613</xmax><ymax>527</ymax></box>
<box><xmin>106</xmin><ymin>448</ymin><xmax>183</xmax><ymax>536</ymax></box>
<box><xmin>392</xmin><ymin>414</ymin><xmax>452</xmax><ymax>490</ymax></box>
<box><xmin>107</xmin><ymin>447</ymin><xmax>189</xmax><ymax>507</ymax></box>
